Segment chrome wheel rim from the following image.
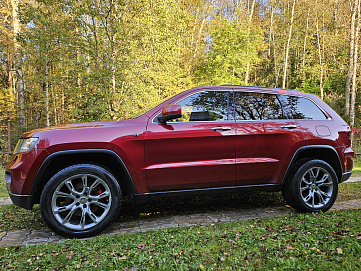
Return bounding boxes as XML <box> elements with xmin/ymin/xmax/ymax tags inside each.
<box><xmin>51</xmin><ymin>174</ymin><xmax>112</xmax><ymax>230</ymax></box>
<box><xmin>300</xmin><ymin>167</ymin><xmax>333</xmax><ymax>209</ymax></box>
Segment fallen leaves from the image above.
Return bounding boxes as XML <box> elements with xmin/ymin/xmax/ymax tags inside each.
<box><xmin>337</xmin><ymin>248</ymin><xmax>343</xmax><ymax>254</ymax></box>
<box><xmin>136</xmin><ymin>243</ymin><xmax>147</xmax><ymax>251</ymax></box>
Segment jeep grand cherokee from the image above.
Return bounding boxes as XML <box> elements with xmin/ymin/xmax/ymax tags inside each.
<box><xmin>5</xmin><ymin>86</ymin><xmax>354</xmax><ymax>237</ymax></box>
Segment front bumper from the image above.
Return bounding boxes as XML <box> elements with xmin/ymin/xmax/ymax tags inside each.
<box><xmin>7</xmin><ymin>189</ymin><xmax>34</xmax><ymax>210</ymax></box>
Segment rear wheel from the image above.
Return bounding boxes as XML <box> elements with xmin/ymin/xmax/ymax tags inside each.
<box><xmin>282</xmin><ymin>159</ymin><xmax>338</xmax><ymax>213</ymax></box>
<box><xmin>40</xmin><ymin>164</ymin><xmax>121</xmax><ymax>238</ymax></box>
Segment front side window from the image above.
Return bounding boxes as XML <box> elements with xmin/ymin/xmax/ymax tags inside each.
<box><xmin>278</xmin><ymin>95</ymin><xmax>328</xmax><ymax>120</ymax></box>
<box><xmin>234</xmin><ymin>92</ymin><xmax>283</xmax><ymax>120</ymax></box>
<box><xmin>170</xmin><ymin>91</ymin><xmax>232</xmax><ymax>122</ymax></box>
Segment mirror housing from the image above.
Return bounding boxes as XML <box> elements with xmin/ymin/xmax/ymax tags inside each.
<box><xmin>158</xmin><ymin>104</ymin><xmax>182</xmax><ymax>123</ymax></box>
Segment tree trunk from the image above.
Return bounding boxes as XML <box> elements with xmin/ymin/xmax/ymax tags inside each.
<box><xmin>52</xmin><ymin>85</ymin><xmax>58</xmax><ymax>125</ymax></box>
<box><xmin>268</xmin><ymin>0</ymin><xmax>275</xmax><ymax>57</ymax></box>
<box><xmin>351</xmin><ymin>0</ymin><xmax>360</xmax><ymax>126</ymax></box>
<box><xmin>282</xmin><ymin>0</ymin><xmax>296</xmax><ymax>89</ymax></box>
<box><xmin>316</xmin><ymin>0</ymin><xmax>324</xmax><ymax>100</ymax></box>
<box><xmin>11</xmin><ymin>0</ymin><xmax>26</xmax><ymax>128</ymax></box>
<box><xmin>192</xmin><ymin>0</ymin><xmax>213</xmax><ymax>61</ymax></box>
<box><xmin>244</xmin><ymin>0</ymin><xmax>256</xmax><ymax>85</ymax></box>
<box><xmin>334</xmin><ymin>0</ymin><xmax>339</xmax><ymax>35</ymax></box>
<box><xmin>346</xmin><ymin>0</ymin><xmax>359</xmax><ymax>116</ymax></box>
<box><xmin>110</xmin><ymin>49</ymin><xmax>118</xmax><ymax>120</ymax></box>
<box><xmin>302</xmin><ymin>7</ymin><xmax>310</xmax><ymax>82</ymax></box>
<box><xmin>45</xmin><ymin>55</ymin><xmax>50</xmax><ymax>127</ymax></box>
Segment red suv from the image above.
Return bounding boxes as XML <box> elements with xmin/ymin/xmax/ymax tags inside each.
<box><xmin>5</xmin><ymin>86</ymin><xmax>354</xmax><ymax>237</ymax></box>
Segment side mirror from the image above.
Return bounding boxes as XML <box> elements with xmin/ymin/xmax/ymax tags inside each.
<box><xmin>158</xmin><ymin>104</ymin><xmax>182</xmax><ymax>123</ymax></box>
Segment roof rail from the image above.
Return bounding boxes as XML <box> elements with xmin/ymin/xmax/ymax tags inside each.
<box><xmin>219</xmin><ymin>85</ymin><xmax>303</xmax><ymax>92</ymax></box>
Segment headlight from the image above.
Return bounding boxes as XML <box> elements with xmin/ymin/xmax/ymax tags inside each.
<box><xmin>13</xmin><ymin>137</ymin><xmax>39</xmax><ymax>154</ymax></box>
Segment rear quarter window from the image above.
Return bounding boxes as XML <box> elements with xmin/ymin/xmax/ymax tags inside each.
<box><xmin>278</xmin><ymin>95</ymin><xmax>329</xmax><ymax>120</ymax></box>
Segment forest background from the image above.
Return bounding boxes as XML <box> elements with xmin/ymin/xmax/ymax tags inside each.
<box><xmin>0</xmin><ymin>0</ymin><xmax>361</xmax><ymax>152</ymax></box>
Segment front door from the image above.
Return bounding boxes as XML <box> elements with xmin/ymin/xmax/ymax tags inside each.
<box><xmin>145</xmin><ymin>90</ymin><xmax>236</xmax><ymax>192</ymax></box>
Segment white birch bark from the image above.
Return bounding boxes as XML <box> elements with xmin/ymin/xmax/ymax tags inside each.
<box><xmin>346</xmin><ymin>0</ymin><xmax>359</xmax><ymax>116</ymax></box>
<box><xmin>282</xmin><ymin>0</ymin><xmax>296</xmax><ymax>89</ymax></box>
<box><xmin>351</xmin><ymin>0</ymin><xmax>360</xmax><ymax>126</ymax></box>
<box><xmin>244</xmin><ymin>0</ymin><xmax>256</xmax><ymax>85</ymax></box>
<box><xmin>11</xmin><ymin>0</ymin><xmax>26</xmax><ymax>128</ymax></box>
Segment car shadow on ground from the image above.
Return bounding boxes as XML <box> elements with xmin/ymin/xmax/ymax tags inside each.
<box><xmin>116</xmin><ymin>191</ymin><xmax>287</xmax><ymax>222</ymax></box>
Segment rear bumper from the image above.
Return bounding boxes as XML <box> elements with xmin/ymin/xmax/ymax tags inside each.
<box><xmin>7</xmin><ymin>189</ymin><xmax>34</xmax><ymax>210</ymax></box>
<box><xmin>340</xmin><ymin>171</ymin><xmax>352</xmax><ymax>183</ymax></box>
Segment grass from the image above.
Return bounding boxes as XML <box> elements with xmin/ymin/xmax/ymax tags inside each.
<box><xmin>337</xmin><ymin>181</ymin><xmax>361</xmax><ymax>201</ymax></box>
<box><xmin>0</xmin><ymin>209</ymin><xmax>361</xmax><ymax>270</ymax></box>
<box><xmin>0</xmin><ymin>166</ymin><xmax>7</xmax><ymax>197</ymax></box>
<box><xmin>353</xmin><ymin>158</ymin><xmax>361</xmax><ymax>176</ymax></box>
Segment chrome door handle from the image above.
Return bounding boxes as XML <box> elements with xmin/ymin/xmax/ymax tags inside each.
<box><xmin>280</xmin><ymin>125</ymin><xmax>298</xmax><ymax>129</ymax></box>
<box><xmin>212</xmin><ymin>126</ymin><xmax>232</xmax><ymax>131</ymax></box>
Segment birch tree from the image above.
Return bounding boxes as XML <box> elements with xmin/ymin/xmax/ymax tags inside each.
<box><xmin>345</xmin><ymin>0</ymin><xmax>359</xmax><ymax>116</ymax></box>
<box><xmin>350</xmin><ymin>0</ymin><xmax>360</xmax><ymax>126</ymax></box>
<box><xmin>282</xmin><ymin>0</ymin><xmax>296</xmax><ymax>89</ymax></box>
<box><xmin>11</xmin><ymin>0</ymin><xmax>26</xmax><ymax>128</ymax></box>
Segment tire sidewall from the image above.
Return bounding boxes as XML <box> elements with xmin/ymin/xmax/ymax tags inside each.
<box><xmin>291</xmin><ymin>159</ymin><xmax>338</xmax><ymax>212</ymax></box>
<box><xmin>40</xmin><ymin>164</ymin><xmax>121</xmax><ymax>238</ymax></box>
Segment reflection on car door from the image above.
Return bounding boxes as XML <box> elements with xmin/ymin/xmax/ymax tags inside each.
<box><xmin>145</xmin><ymin>91</ymin><xmax>236</xmax><ymax>192</ymax></box>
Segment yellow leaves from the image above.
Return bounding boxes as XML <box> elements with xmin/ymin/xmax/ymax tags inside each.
<box><xmin>310</xmin><ymin>247</ymin><xmax>344</xmax><ymax>255</ymax></box>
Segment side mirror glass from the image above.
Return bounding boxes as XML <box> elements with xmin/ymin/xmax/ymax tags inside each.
<box><xmin>158</xmin><ymin>104</ymin><xmax>182</xmax><ymax>123</ymax></box>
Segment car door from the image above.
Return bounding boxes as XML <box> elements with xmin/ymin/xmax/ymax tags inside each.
<box><xmin>145</xmin><ymin>90</ymin><xmax>236</xmax><ymax>192</ymax></box>
<box><xmin>234</xmin><ymin>91</ymin><xmax>304</xmax><ymax>185</ymax></box>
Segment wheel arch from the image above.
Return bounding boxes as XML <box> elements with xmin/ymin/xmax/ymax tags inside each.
<box><xmin>281</xmin><ymin>145</ymin><xmax>342</xmax><ymax>188</ymax></box>
<box><xmin>30</xmin><ymin>149</ymin><xmax>137</xmax><ymax>205</ymax></box>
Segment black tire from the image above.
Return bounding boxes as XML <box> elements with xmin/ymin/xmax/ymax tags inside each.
<box><xmin>282</xmin><ymin>159</ymin><xmax>338</xmax><ymax>213</ymax></box>
<box><xmin>40</xmin><ymin>164</ymin><xmax>122</xmax><ymax>238</ymax></box>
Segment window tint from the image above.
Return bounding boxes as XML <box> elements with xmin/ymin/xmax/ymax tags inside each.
<box><xmin>278</xmin><ymin>95</ymin><xmax>328</xmax><ymax>120</ymax></box>
<box><xmin>234</xmin><ymin>92</ymin><xmax>283</xmax><ymax>120</ymax></box>
<box><xmin>172</xmin><ymin>91</ymin><xmax>231</xmax><ymax>122</ymax></box>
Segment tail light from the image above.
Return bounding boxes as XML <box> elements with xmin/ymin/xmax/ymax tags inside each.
<box><xmin>338</xmin><ymin>126</ymin><xmax>352</xmax><ymax>147</ymax></box>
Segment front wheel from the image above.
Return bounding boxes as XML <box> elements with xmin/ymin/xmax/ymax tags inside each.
<box><xmin>282</xmin><ymin>159</ymin><xmax>338</xmax><ymax>213</ymax></box>
<box><xmin>40</xmin><ymin>164</ymin><xmax>122</xmax><ymax>238</ymax></box>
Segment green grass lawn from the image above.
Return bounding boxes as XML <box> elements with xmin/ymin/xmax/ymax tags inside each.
<box><xmin>0</xmin><ymin>209</ymin><xmax>360</xmax><ymax>270</ymax></box>
<box><xmin>353</xmin><ymin>158</ymin><xmax>361</xmax><ymax>176</ymax></box>
<box><xmin>0</xmin><ymin>166</ymin><xmax>7</xmax><ymax>197</ymax></box>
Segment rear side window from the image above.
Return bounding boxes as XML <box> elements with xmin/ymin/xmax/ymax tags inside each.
<box><xmin>278</xmin><ymin>95</ymin><xmax>328</xmax><ymax>120</ymax></box>
<box><xmin>234</xmin><ymin>92</ymin><xmax>283</xmax><ymax>120</ymax></box>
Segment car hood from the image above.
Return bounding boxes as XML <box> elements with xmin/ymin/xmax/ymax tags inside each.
<box><xmin>22</xmin><ymin>121</ymin><xmax>122</xmax><ymax>138</ymax></box>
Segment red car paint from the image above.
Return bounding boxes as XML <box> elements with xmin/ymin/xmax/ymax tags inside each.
<box><xmin>5</xmin><ymin>85</ymin><xmax>354</xmax><ymax>210</ymax></box>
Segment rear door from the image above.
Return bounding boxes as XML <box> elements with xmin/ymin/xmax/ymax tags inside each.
<box><xmin>234</xmin><ymin>91</ymin><xmax>304</xmax><ymax>185</ymax></box>
<box><xmin>145</xmin><ymin>90</ymin><xmax>236</xmax><ymax>192</ymax></box>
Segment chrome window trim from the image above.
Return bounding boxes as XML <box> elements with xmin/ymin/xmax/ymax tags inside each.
<box><xmin>151</xmin><ymin>90</ymin><xmax>331</xmax><ymax>124</ymax></box>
